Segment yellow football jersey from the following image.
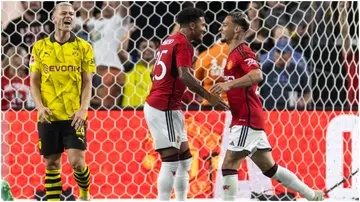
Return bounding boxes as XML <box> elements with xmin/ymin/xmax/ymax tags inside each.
<box><xmin>122</xmin><ymin>62</ymin><xmax>153</xmax><ymax>107</ymax></box>
<box><xmin>30</xmin><ymin>33</ymin><xmax>95</xmax><ymax>121</ymax></box>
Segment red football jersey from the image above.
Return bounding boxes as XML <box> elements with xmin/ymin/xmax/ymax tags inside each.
<box><xmin>223</xmin><ymin>43</ymin><xmax>264</xmax><ymax>129</ymax></box>
<box><xmin>146</xmin><ymin>32</ymin><xmax>194</xmax><ymax>110</ymax></box>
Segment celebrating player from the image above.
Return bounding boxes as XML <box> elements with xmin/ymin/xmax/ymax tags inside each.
<box><xmin>144</xmin><ymin>7</ymin><xmax>229</xmax><ymax>201</ymax></box>
<box><xmin>30</xmin><ymin>2</ymin><xmax>94</xmax><ymax>201</ymax></box>
<box><xmin>210</xmin><ymin>11</ymin><xmax>324</xmax><ymax>201</ymax></box>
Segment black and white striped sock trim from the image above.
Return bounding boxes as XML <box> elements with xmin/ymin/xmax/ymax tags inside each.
<box><xmin>237</xmin><ymin>126</ymin><xmax>249</xmax><ymax>147</ymax></box>
<box><xmin>165</xmin><ymin>111</ymin><xmax>176</xmax><ymax>142</ymax></box>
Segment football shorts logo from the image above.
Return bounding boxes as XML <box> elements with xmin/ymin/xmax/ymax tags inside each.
<box><xmin>227</xmin><ymin>61</ymin><xmax>232</xmax><ymax>70</ymax></box>
<box><xmin>78</xmin><ymin>137</ymin><xmax>85</xmax><ymax>144</ymax></box>
<box><xmin>30</xmin><ymin>55</ymin><xmax>35</xmax><ymax>65</ymax></box>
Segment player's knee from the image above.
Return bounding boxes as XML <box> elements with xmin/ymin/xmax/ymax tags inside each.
<box><xmin>70</xmin><ymin>158</ymin><xmax>85</xmax><ymax>172</ymax></box>
<box><xmin>177</xmin><ymin>149</ymin><xmax>192</xmax><ymax>174</ymax></box>
<box><xmin>257</xmin><ymin>161</ymin><xmax>276</xmax><ymax>173</ymax></box>
<box><xmin>177</xmin><ymin>159</ymin><xmax>192</xmax><ymax>175</ymax></box>
<box><xmin>45</xmin><ymin>155</ymin><xmax>61</xmax><ymax>170</ymax></box>
<box><xmin>222</xmin><ymin>152</ymin><xmax>245</xmax><ymax>170</ymax></box>
<box><xmin>221</xmin><ymin>160</ymin><xmax>235</xmax><ymax>170</ymax></box>
<box><xmin>263</xmin><ymin>163</ymin><xmax>278</xmax><ymax>178</ymax></box>
<box><xmin>251</xmin><ymin>149</ymin><xmax>275</xmax><ymax>172</ymax></box>
<box><xmin>45</xmin><ymin>159</ymin><xmax>61</xmax><ymax>170</ymax></box>
<box><xmin>178</xmin><ymin>159</ymin><xmax>192</xmax><ymax>176</ymax></box>
<box><xmin>222</xmin><ymin>157</ymin><xmax>243</xmax><ymax>170</ymax></box>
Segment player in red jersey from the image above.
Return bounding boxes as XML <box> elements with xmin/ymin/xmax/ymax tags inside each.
<box><xmin>210</xmin><ymin>11</ymin><xmax>324</xmax><ymax>201</ymax></box>
<box><xmin>144</xmin><ymin>8</ymin><xmax>229</xmax><ymax>201</ymax></box>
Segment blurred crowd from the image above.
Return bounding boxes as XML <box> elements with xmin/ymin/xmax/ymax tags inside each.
<box><xmin>1</xmin><ymin>1</ymin><xmax>358</xmax><ymax>111</ymax></box>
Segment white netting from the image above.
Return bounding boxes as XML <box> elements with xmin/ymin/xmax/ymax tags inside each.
<box><xmin>1</xmin><ymin>1</ymin><xmax>359</xmax><ymax>200</ymax></box>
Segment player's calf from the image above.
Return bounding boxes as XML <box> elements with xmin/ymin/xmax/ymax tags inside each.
<box><xmin>221</xmin><ymin>150</ymin><xmax>248</xmax><ymax>201</ymax></box>
<box><xmin>158</xmin><ymin>152</ymin><xmax>180</xmax><ymax>201</ymax></box>
<box><xmin>73</xmin><ymin>165</ymin><xmax>91</xmax><ymax>201</ymax></box>
<box><xmin>44</xmin><ymin>155</ymin><xmax>62</xmax><ymax>201</ymax></box>
<box><xmin>67</xmin><ymin>149</ymin><xmax>90</xmax><ymax>200</ymax></box>
<box><xmin>174</xmin><ymin>149</ymin><xmax>192</xmax><ymax>201</ymax></box>
<box><xmin>67</xmin><ymin>149</ymin><xmax>86</xmax><ymax>172</ymax></box>
<box><xmin>252</xmin><ymin>150</ymin><xmax>322</xmax><ymax>201</ymax></box>
<box><xmin>45</xmin><ymin>154</ymin><xmax>62</xmax><ymax>170</ymax></box>
<box><xmin>263</xmin><ymin>164</ymin><xmax>322</xmax><ymax>200</ymax></box>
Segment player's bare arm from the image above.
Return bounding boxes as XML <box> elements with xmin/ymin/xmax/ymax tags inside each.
<box><xmin>178</xmin><ymin>66</ymin><xmax>208</xmax><ymax>98</ymax></box>
<box><xmin>210</xmin><ymin>69</ymin><xmax>263</xmax><ymax>94</ymax></box>
<box><xmin>178</xmin><ymin>66</ymin><xmax>229</xmax><ymax>111</ymax></box>
<box><xmin>30</xmin><ymin>72</ymin><xmax>52</xmax><ymax>124</ymax></box>
<box><xmin>70</xmin><ymin>72</ymin><xmax>93</xmax><ymax>130</ymax></box>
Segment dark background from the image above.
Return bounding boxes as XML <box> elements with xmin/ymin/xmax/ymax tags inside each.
<box><xmin>36</xmin><ymin>1</ymin><xmax>360</xmax><ymax>110</ymax></box>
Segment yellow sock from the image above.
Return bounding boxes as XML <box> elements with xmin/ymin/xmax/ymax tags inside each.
<box><xmin>45</xmin><ymin>169</ymin><xmax>62</xmax><ymax>201</ymax></box>
<box><xmin>74</xmin><ymin>165</ymin><xmax>90</xmax><ymax>199</ymax></box>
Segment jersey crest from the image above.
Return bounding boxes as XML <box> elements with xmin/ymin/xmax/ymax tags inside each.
<box><xmin>227</xmin><ymin>60</ymin><xmax>233</xmax><ymax>70</ymax></box>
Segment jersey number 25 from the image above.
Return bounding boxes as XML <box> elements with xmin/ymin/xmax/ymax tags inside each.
<box><xmin>153</xmin><ymin>50</ymin><xmax>168</xmax><ymax>81</ymax></box>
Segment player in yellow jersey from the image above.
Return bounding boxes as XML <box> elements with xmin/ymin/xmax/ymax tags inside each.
<box><xmin>29</xmin><ymin>2</ymin><xmax>94</xmax><ymax>201</ymax></box>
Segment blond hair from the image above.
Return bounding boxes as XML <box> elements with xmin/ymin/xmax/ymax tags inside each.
<box><xmin>52</xmin><ymin>2</ymin><xmax>73</xmax><ymax>15</ymax></box>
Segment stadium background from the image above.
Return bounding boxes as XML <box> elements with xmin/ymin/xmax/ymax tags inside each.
<box><xmin>1</xmin><ymin>1</ymin><xmax>359</xmax><ymax>200</ymax></box>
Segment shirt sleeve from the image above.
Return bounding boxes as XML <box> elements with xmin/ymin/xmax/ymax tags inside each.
<box><xmin>29</xmin><ymin>43</ymin><xmax>41</xmax><ymax>72</ymax></box>
<box><xmin>175</xmin><ymin>42</ymin><xmax>193</xmax><ymax>69</ymax></box>
<box><xmin>238</xmin><ymin>53</ymin><xmax>260</xmax><ymax>74</ymax></box>
<box><xmin>81</xmin><ymin>42</ymin><xmax>96</xmax><ymax>73</ymax></box>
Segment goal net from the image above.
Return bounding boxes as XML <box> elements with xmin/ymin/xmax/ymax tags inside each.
<box><xmin>1</xmin><ymin>1</ymin><xmax>359</xmax><ymax>200</ymax></box>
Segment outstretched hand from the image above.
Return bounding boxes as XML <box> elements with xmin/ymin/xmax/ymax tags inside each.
<box><xmin>210</xmin><ymin>82</ymin><xmax>231</xmax><ymax>95</ymax></box>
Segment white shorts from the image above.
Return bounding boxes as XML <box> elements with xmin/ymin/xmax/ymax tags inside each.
<box><xmin>227</xmin><ymin>125</ymin><xmax>272</xmax><ymax>156</ymax></box>
<box><xmin>144</xmin><ymin>102</ymin><xmax>187</xmax><ymax>150</ymax></box>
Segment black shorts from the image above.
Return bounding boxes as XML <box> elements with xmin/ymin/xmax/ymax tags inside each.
<box><xmin>38</xmin><ymin>120</ymin><xmax>87</xmax><ymax>156</ymax></box>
